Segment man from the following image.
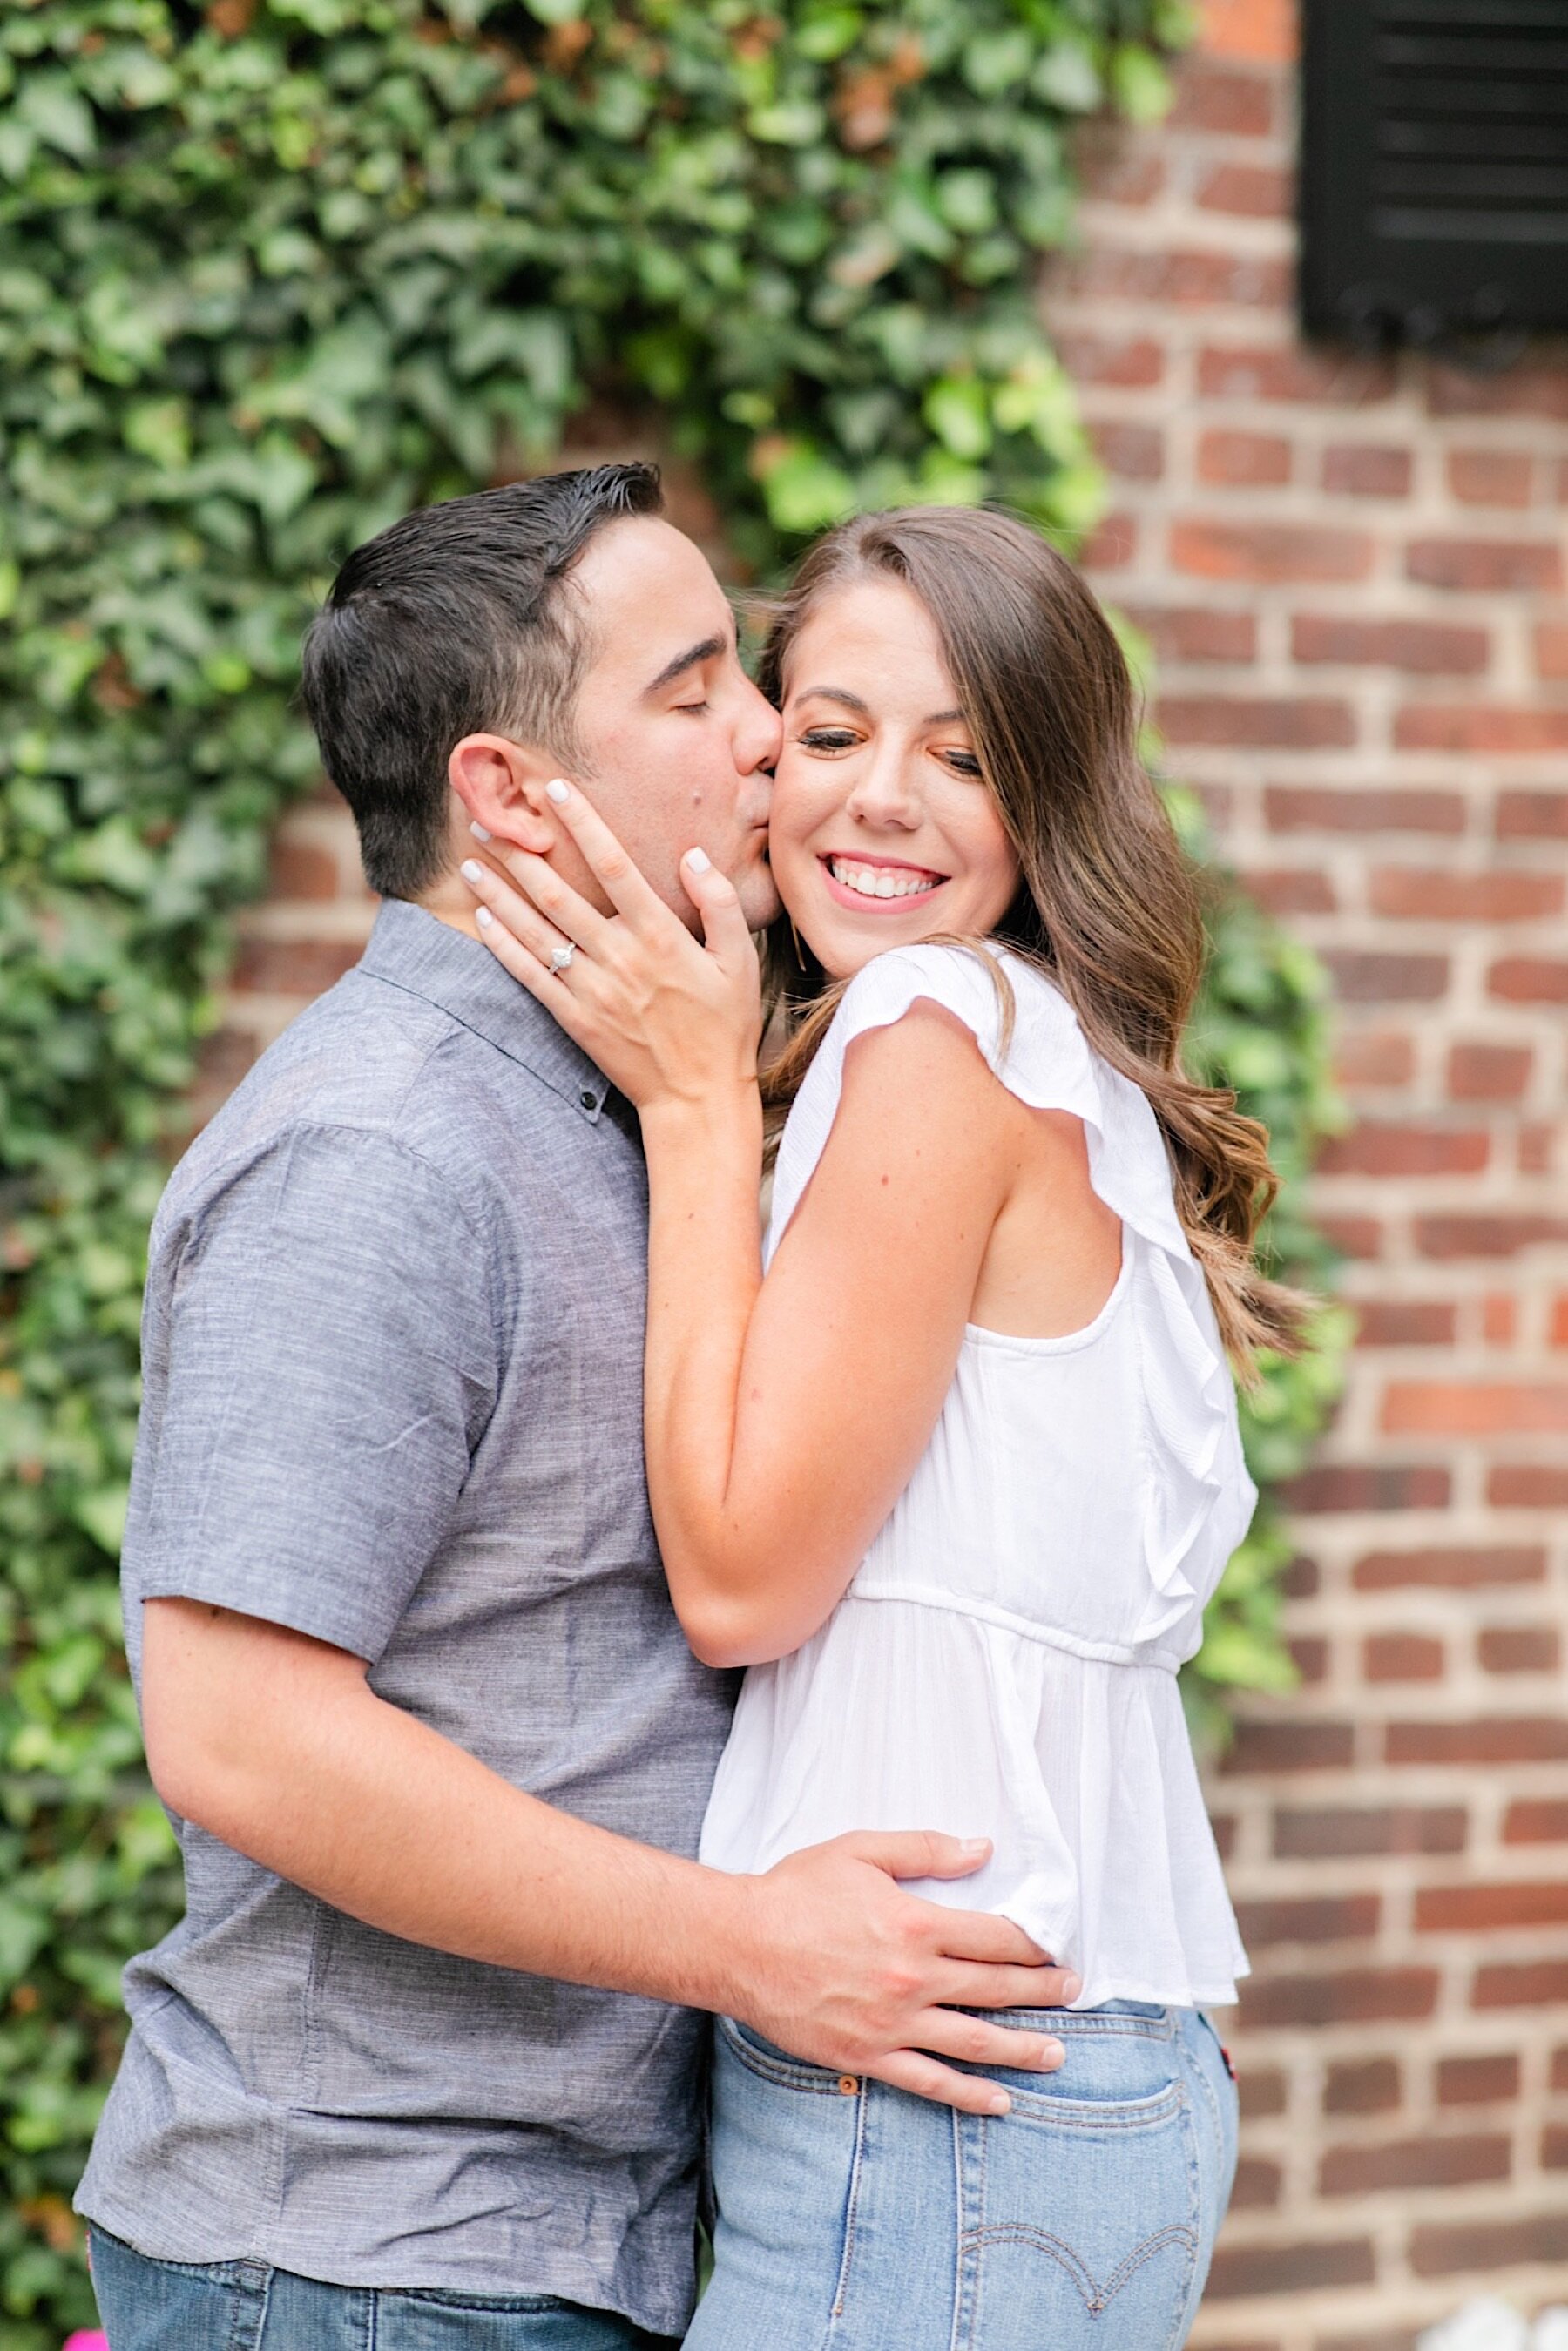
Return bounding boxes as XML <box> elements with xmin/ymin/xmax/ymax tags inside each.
<box><xmin>78</xmin><ymin>465</ymin><xmax>1072</xmax><ymax>2351</ymax></box>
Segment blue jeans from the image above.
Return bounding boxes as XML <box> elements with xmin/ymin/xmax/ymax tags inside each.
<box><xmin>87</xmin><ymin>2227</ymin><xmax>679</xmax><ymax>2351</ymax></box>
<box><xmin>686</xmin><ymin>2003</ymin><xmax>1239</xmax><ymax>2351</ymax></box>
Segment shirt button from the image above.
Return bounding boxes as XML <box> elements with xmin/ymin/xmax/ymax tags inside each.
<box><xmin>580</xmin><ymin>1091</ymin><xmax>598</xmax><ymax>1111</ymax></box>
<box><xmin>838</xmin><ymin>2075</ymin><xmax>859</xmax><ymax>2097</ymax></box>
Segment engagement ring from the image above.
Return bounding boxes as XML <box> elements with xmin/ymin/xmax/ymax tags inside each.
<box><xmin>549</xmin><ymin>943</ymin><xmax>576</xmax><ymax>976</ymax></box>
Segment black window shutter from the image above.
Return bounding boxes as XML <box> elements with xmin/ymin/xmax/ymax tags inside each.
<box><xmin>1301</xmin><ymin>0</ymin><xmax>1568</xmax><ymax>346</ymax></box>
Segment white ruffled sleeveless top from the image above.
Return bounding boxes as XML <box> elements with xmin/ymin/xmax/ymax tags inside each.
<box><xmin>699</xmin><ymin>944</ymin><xmax>1254</xmax><ymax>2010</ymax></box>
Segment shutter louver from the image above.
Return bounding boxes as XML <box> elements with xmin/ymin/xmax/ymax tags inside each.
<box><xmin>1301</xmin><ymin>0</ymin><xmax>1568</xmax><ymax>345</ymax></box>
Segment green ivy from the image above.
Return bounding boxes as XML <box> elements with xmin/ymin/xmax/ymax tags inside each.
<box><xmin>1179</xmin><ymin>794</ymin><xmax>1353</xmax><ymax>1745</ymax></box>
<box><xmin>0</xmin><ymin>0</ymin><xmax>1341</xmax><ymax>2337</ymax></box>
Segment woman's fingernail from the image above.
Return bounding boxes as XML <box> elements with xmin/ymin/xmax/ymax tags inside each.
<box><xmin>685</xmin><ymin>847</ymin><xmax>711</xmax><ymax>874</ymax></box>
<box><xmin>460</xmin><ymin>860</ymin><xmax>484</xmax><ymax>886</ymax></box>
<box><xmin>1062</xmin><ymin>1974</ymin><xmax>1083</xmax><ymax>2003</ymax></box>
<box><xmin>1043</xmin><ymin>2039</ymin><xmax>1064</xmax><ymax>2067</ymax></box>
<box><xmin>988</xmin><ymin>2091</ymin><xmax>1010</xmax><ymax>2117</ymax></box>
<box><xmin>546</xmin><ymin>779</ymin><xmax>571</xmax><ymax>805</ymax></box>
<box><xmin>469</xmin><ymin>821</ymin><xmax>492</xmax><ymax>842</ymax></box>
<box><xmin>958</xmin><ymin>1838</ymin><xmax>990</xmax><ymax>1859</ymax></box>
<box><xmin>476</xmin><ymin>906</ymin><xmax>493</xmax><ymax>929</ymax></box>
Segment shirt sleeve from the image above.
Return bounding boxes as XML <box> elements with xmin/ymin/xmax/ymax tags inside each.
<box><xmin>133</xmin><ymin>1122</ymin><xmax>499</xmax><ymax>1662</ymax></box>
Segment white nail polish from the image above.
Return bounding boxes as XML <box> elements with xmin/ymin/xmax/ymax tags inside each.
<box><xmin>476</xmin><ymin>906</ymin><xmax>493</xmax><ymax>929</ymax></box>
<box><xmin>546</xmin><ymin>779</ymin><xmax>570</xmax><ymax>805</ymax></box>
<box><xmin>469</xmin><ymin>821</ymin><xmax>492</xmax><ymax>842</ymax></box>
<box><xmin>460</xmin><ymin>860</ymin><xmax>483</xmax><ymax>885</ymax></box>
<box><xmin>685</xmin><ymin>847</ymin><xmax>711</xmax><ymax>874</ymax></box>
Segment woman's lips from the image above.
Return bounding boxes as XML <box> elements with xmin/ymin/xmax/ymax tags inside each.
<box><xmin>818</xmin><ymin>853</ymin><xmax>947</xmax><ymax>913</ymax></box>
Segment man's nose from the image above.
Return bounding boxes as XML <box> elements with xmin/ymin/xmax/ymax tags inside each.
<box><xmin>739</xmin><ymin>677</ymin><xmax>783</xmax><ymax>775</ymax></box>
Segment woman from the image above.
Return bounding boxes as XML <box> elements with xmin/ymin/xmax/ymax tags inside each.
<box><xmin>463</xmin><ymin>507</ymin><xmax>1308</xmax><ymax>2349</ymax></box>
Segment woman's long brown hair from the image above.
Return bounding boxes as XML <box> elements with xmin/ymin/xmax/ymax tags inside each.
<box><xmin>757</xmin><ymin>505</ymin><xmax>1311</xmax><ymax>1377</ymax></box>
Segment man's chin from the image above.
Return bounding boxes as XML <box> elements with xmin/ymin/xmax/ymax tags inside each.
<box><xmin>734</xmin><ymin>868</ymin><xmax>782</xmax><ymax>935</ymax></box>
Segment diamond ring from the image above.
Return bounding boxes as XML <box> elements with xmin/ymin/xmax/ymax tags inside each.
<box><xmin>549</xmin><ymin>942</ymin><xmax>576</xmax><ymax>977</ymax></box>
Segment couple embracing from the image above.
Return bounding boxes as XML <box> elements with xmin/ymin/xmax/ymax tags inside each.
<box><xmin>79</xmin><ymin>464</ymin><xmax>1302</xmax><ymax>2350</ymax></box>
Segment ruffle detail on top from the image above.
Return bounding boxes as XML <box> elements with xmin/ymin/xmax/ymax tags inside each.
<box><xmin>766</xmin><ymin>943</ymin><xmax>1257</xmax><ymax>1660</ymax></box>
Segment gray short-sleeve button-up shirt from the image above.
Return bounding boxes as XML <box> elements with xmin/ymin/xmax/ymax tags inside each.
<box><xmin>77</xmin><ymin>900</ymin><xmax>737</xmax><ymax>2337</ymax></box>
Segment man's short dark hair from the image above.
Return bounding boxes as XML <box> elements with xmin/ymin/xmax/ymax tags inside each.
<box><xmin>300</xmin><ymin>463</ymin><xmax>665</xmax><ymax>899</ymax></box>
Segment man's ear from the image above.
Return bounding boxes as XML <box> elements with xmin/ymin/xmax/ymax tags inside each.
<box><xmin>448</xmin><ymin>734</ymin><xmax>561</xmax><ymax>854</ymax></box>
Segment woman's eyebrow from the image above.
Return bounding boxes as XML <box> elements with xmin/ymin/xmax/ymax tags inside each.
<box><xmin>796</xmin><ymin>686</ymin><xmax>968</xmax><ymax>727</ymax></box>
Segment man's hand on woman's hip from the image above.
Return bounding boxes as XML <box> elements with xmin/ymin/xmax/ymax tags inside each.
<box><xmin>714</xmin><ymin>1832</ymin><xmax>1076</xmax><ymax>2117</ymax></box>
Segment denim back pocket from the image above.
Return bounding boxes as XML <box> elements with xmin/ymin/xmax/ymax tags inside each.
<box><xmin>948</xmin><ymin>2025</ymin><xmax>1201</xmax><ymax>2351</ymax></box>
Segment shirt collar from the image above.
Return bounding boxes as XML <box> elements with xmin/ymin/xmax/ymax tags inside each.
<box><xmin>357</xmin><ymin>898</ymin><xmax>608</xmax><ymax>1124</ymax></box>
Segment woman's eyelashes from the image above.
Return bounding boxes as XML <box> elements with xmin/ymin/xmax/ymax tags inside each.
<box><xmin>794</xmin><ymin>724</ymin><xmax>983</xmax><ymax>777</ymax></box>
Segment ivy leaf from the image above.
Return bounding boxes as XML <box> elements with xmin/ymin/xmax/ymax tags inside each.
<box><xmin>0</xmin><ymin>119</ymin><xmax>37</xmax><ymax>181</ymax></box>
<box><xmin>963</xmin><ymin>28</ymin><xmax>1034</xmax><ymax>98</ymax></box>
<box><xmin>923</xmin><ymin>376</ymin><xmax>992</xmax><ymax>462</ymax></box>
<box><xmin>1033</xmin><ymin>42</ymin><xmax>1103</xmax><ymax>111</ymax></box>
<box><xmin>272</xmin><ymin>0</ymin><xmax>360</xmax><ymax>30</ymax></box>
<box><xmin>105</xmin><ymin>46</ymin><xmax>179</xmax><ymax>111</ymax></box>
<box><xmin>70</xmin><ymin>1487</ymin><xmax>129</xmax><ymax>1559</ymax></box>
<box><xmin>247</xmin><ymin>433</ymin><xmax>320</xmax><ymax>525</ymax></box>
<box><xmin>1110</xmin><ymin>44</ymin><xmax>1173</xmax><ymax>123</ymax></box>
<box><xmin>753</xmin><ymin>439</ymin><xmax>857</xmax><ymax>534</ymax></box>
<box><xmin>124</xmin><ymin>400</ymin><xmax>191</xmax><ymax>473</ymax></box>
<box><xmin>936</xmin><ymin>168</ymin><xmax>997</xmax><ymax>237</ymax></box>
<box><xmin>58</xmin><ymin>819</ymin><xmax>159</xmax><ymax>898</ymax></box>
<box><xmin>796</xmin><ymin>8</ymin><xmax>863</xmax><ymax>63</ymax></box>
<box><xmin>0</xmin><ymin>1905</ymin><xmax>51</xmax><ymax>1997</ymax></box>
<box><xmin>15</xmin><ymin>75</ymin><xmax>97</xmax><ymax>161</ymax></box>
<box><xmin>747</xmin><ymin>101</ymin><xmax>828</xmax><ymax>145</ymax></box>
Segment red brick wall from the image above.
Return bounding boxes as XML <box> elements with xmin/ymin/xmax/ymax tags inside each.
<box><xmin>1045</xmin><ymin>2</ymin><xmax>1568</xmax><ymax>2342</ymax></box>
<box><xmin>220</xmin><ymin>5</ymin><xmax>1567</xmax><ymax>2340</ymax></box>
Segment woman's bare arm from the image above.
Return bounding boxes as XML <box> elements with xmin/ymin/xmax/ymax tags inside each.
<box><xmin>640</xmin><ymin>1006</ymin><xmax>1014</xmax><ymax>1662</ymax></box>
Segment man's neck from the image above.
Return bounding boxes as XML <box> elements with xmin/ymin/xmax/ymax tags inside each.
<box><xmin>414</xmin><ymin>872</ymin><xmax>485</xmax><ymax>942</ymax></box>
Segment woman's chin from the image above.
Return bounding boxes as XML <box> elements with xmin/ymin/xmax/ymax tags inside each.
<box><xmin>798</xmin><ymin>919</ymin><xmax>930</xmax><ymax>983</ymax></box>
<box><xmin>781</xmin><ymin>872</ymin><xmax>966</xmax><ymax>980</ymax></box>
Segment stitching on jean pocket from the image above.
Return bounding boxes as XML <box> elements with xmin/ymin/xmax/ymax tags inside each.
<box><xmin>963</xmin><ymin>2004</ymin><xmax>1173</xmax><ymax>2043</ymax></box>
<box><xmin>828</xmin><ymin>2077</ymin><xmax>868</xmax><ymax>2321</ymax></box>
<box><xmin>91</xmin><ymin>2226</ymin><xmax>246</xmax><ymax>2288</ymax></box>
<box><xmin>224</xmin><ymin>2261</ymin><xmax>271</xmax><ymax>2351</ymax></box>
<box><xmin>387</xmin><ymin>2292</ymin><xmax>573</xmax><ymax>2314</ymax></box>
<box><xmin>1166</xmin><ymin>2074</ymin><xmax>1206</xmax><ymax>2351</ymax></box>
<box><xmin>717</xmin><ymin>2017</ymin><xmax>848</xmax><ymax>2096</ymax></box>
<box><xmin>132</xmin><ymin>2256</ymin><xmax>242</xmax><ymax>2283</ymax></box>
<box><xmin>997</xmin><ymin>2079</ymin><xmax>1186</xmax><ymax>2132</ymax></box>
<box><xmin>962</xmin><ymin>2219</ymin><xmax>1198</xmax><ymax>2316</ymax></box>
<box><xmin>1186</xmin><ymin>2018</ymin><xmax>1227</xmax><ymax>2178</ymax></box>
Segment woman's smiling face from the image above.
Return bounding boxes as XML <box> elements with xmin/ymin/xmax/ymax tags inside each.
<box><xmin>767</xmin><ymin>575</ymin><xmax>1023</xmax><ymax>981</ymax></box>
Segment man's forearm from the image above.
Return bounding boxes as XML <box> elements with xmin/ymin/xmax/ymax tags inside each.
<box><xmin>143</xmin><ymin>1597</ymin><xmax>1078</xmax><ymax>2115</ymax></box>
<box><xmin>144</xmin><ymin>1599</ymin><xmax>753</xmax><ymax>2013</ymax></box>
